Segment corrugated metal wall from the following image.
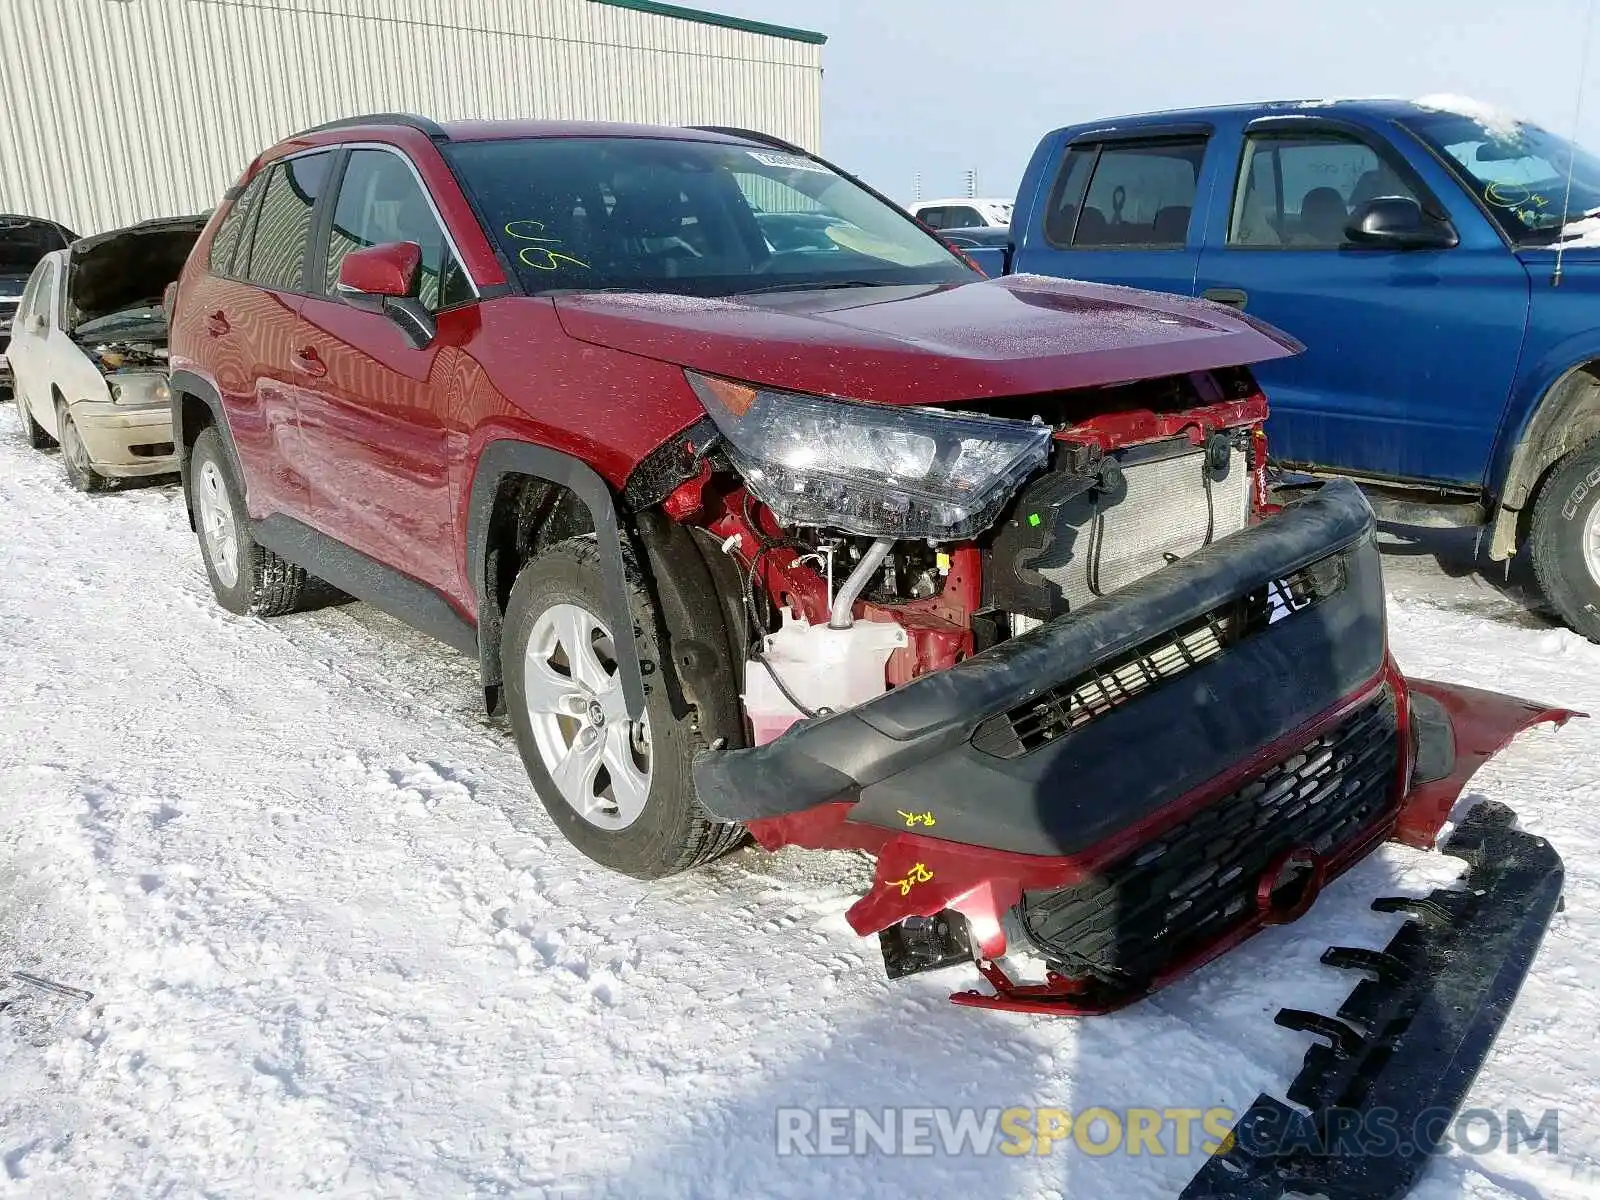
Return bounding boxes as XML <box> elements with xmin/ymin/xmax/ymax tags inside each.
<box><xmin>0</xmin><ymin>0</ymin><xmax>824</xmax><ymax>235</ymax></box>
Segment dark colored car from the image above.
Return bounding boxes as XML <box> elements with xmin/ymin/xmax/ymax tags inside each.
<box><xmin>0</xmin><ymin>213</ymin><xmax>76</xmax><ymax>392</ymax></box>
<box><xmin>936</xmin><ymin>224</ymin><xmax>1010</xmax><ymax>249</ymax></box>
<box><xmin>168</xmin><ymin>116</ymin><xmax>1568</xmax><ymax>1198</ymax></box>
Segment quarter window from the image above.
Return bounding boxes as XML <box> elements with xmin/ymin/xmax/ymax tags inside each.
<box><xmin>1229</xmin><ymin>133</ymin><xmax>1422</xmax><ymax>249</ymax></box>
<box><xmin>208</xmin><ymin>173</ymin><xmax>266</xmax><ymax>276</ymax></box>
<box><xmin>240</xmin><ymin>152</ymin><xmax>334</xmax><ymax>292</ymax></box>
<box><xmin>1045</xmin><ymin>138</ymin><xmax>1206</xmax><ymax>248</ymax></box>
<box><xmin>325</xmin><ymin>149</ymin><xmax>472</xmax><ymax>312</ymax></box>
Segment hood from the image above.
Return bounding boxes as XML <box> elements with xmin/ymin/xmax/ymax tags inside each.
<box><xmin>0</xmin><ymin>214</ymin><xmax>73</xmax><ymax>277</ymax></box>
<box><xmin>552</xmin><ymin>275</ymin><xmax>1302</xmax><ymax>405</ymax></box>
<box><xmin>68</xmin><ymin>216</ymin><xmax>205</xmax><ymax>330</ymax></box>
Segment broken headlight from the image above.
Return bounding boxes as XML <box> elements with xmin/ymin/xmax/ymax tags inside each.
<box><xmin>687</xmin><ymin>370</ymin><xmax>1051</xmax><ymax>540</ymax></box>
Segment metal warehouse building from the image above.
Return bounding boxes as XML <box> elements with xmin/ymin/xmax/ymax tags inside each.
<box><xmin>0</xmin><ymin>0</ymin><xmax>826</xmax><ymax>235</ymax></box>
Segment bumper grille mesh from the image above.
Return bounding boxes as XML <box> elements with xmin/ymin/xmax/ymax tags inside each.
<box><xmin>1018</xmin><ymin>690</ymin><xmax>1400</xmax><ymax>988</ymax></box>
<box><xmin>973</xmin><ymin>552</ymin><xmax>1348</xmax><ymax>759</ymax></box>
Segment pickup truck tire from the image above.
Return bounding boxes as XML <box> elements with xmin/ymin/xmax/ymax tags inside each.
<box><xmin>1529</xmin><ymin>437</ymin><xmax>1600</xmax><ymax>642</ymax></box>
<box><xmin>187</xmin><ymin>427</ymin><xmax>319</xmax><ymax>618</ymax></box>
<box><xmin>502</xmin><ymin>537</ymin><xmax>744</xmax><ymax>879</ymax></box>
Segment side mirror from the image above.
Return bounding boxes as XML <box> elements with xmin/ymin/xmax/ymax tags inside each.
<box><xmin>1345</xmin><ymin>196</ymin><xmax>1458</xmax><ymax>250</ymax></box>
<box><xmin>336</xmin><ymin>241</ymin><xmax>436</xmax><ymax>348</ymax></box>
<box><xmin>29</xmin><ymin>312</ymin><xmax>46</xmax><ymax>333</ymax></box>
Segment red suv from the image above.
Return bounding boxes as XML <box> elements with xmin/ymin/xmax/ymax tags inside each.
<box><xmin>169</xmin><ymin>118</ymin><xmax>1567</xmax><ymax>1176</ymax></box>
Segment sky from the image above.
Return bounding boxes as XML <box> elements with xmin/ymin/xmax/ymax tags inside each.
<box><xmin>716</xmin><ymin>0</ymin><xmax>1600</xmax><ymax>205</ymax></box>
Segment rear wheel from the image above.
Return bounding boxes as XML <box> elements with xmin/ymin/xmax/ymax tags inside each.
<box><xmin>14</xmin><ymin>391</ymin><xmax>53</xmax><ymax>450</ymax></box>
<box><xmin>187</xmin><ymin>426</ymin><xmax>318</xmax><ymax>617</ymax></box>
<box><xmin>502</xmin><ymin>537</ymin><xmax>743</xmax><ymax>878</ymax></box>
<box><xmin>1529</xmin><ymin>437</ymin><xmax>1600</xmax><ymax>642</ymax></box>
<box><xmin>58</xmin><ymin>408</ymin><xmax>108</xmax><ymax>492</ymax></box>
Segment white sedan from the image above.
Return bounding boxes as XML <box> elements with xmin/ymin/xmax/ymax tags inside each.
<box><xmin>6</xmin><ymin>216</ymin><xmax>202</xmax><ymax>491</ymax></box>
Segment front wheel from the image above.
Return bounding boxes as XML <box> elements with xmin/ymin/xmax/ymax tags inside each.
<box><xmin>502</xmin><ymin>538</ymin><xmax>743</xmax><ymax>878</ymax></box>
<box><xmin>1529</xmin><ymin>437</ymin><xmax>1600</xmax><ymax>642</ymax></box>
<box><xmin>59</xmin><ymin>409</ymin><xmax>109</xmax><ymax>492</ymax></box>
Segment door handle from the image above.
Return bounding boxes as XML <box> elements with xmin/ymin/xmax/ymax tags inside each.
<box><xmin>1201</xmin><ymin>287</ymin><xmax>1248</xmax><ymax>310</ymax></box>
<box><xmin>206</xmin><ymin>310</ymin><xmax>230</xmax><ymax>336</ymax></box>
<box><xmin>291</xmin><ymin>346</ymin><xmax>327</xmax><ymax>378</ymax></box>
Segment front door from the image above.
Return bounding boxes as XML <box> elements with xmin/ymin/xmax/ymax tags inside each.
<box><xmin>1194</xmin><ymin>123</ymin><xmax>1530</xmax><ymax>486</ymax></box>
<box><xmin>6</xmin><ymin>257</ymin><xmax>57</xmax><ymax>431</ymax></box>
<box><xmin>1016</xmin><ymin>132</ymin><xmax>1211</xmax><ymax>298</ymax></box>
<box><xmin>294</xmin><ymin>147</ymin><xmax>475</xmax><ymax>591</ymax></box>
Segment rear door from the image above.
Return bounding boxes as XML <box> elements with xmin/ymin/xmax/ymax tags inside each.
<box><xmin>199</xmin><ymin>151</ymin><xmax>337</xmax><ymax>518</ymax></box>
<box><xmin>293</xmin><ymin>145</ymin><xmax>476</xmax><ymax>590</ymax></box>
<box><xmin>1193</xmin><ymin>118</ymin><xmax>1529</xmax><ymax>484</ymax></box>
<box><xmin>1018</xmin><ymin>127</ymin><xmax>1214</xmax><ymax>297</ymax></box>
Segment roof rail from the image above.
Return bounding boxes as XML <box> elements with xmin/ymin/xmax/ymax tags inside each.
<box><xmin>294</xmin><ymin>112</ymin><xmax>450</xmax><ymax>141</ymax></box>
<box><xmin>689</xmin><ymin>125</ymin><xmax>807</xmax><ymax>156</ymax></box>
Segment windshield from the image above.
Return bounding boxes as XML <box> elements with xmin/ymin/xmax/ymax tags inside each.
<box><xmin>445</xmin><ymin>136</ymin><xmax>974</xmax><ymax>296</ymax></box>
<box><xmin>1402</xmin><ymin>111</ymin><xmax>1600</xmax><ymax>243</ymax></box>
<box><xmin>75</xmin><ymin>304</ymin><xmax>165</xmax><ymax>338</ymax></box>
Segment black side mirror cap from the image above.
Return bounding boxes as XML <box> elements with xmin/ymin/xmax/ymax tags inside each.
<box><xmin>1345</xmin><ymin>196</ymin><xmax>1459</xmax><ymax>250</ymax></box>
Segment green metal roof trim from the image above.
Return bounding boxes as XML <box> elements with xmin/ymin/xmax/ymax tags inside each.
<box><xmin>590</xmin><ymin>0</ymin><xmax>827</xmax><ymax>45</ymax></box>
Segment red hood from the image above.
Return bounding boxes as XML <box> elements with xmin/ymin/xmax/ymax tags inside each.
<box><xmin>552</xmin><ymin>275</ymin><xmax>1301</xmax><ymax>405</ymax></box>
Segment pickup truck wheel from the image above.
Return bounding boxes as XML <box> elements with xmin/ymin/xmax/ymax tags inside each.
<box><xmin>1529</xmin><ymin>438</ymin><xmax>1600</xmax><ymax>642</ymax></box>
<box><xmin>14</xmin><ymin>392</ymin><xmax>54</xmax><ymax>450</ymax></box>
<box><xmin>502</xmin><ymin>537</ymin><xmax>744</xmax><ymax>879</ymax></box>
<box><xmin>187</xmin><ymin>427</ymin><xmax>318</xmax><ymax>618</ymax></box>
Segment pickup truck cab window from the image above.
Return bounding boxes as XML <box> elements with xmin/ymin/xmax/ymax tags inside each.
<box><xmin>1402</xmin><ymin>112</ymin><xmax>1600</xmax><ymax>244</ymax></box>
<box><xmin>1229</xmin><ymin>132</ymin><xmax>1423</xmax><ymax>249</ymax></box>
<box><xmin>445</xmin><ymin>136</ymin><xmax>972</xmax><ymax>297</ymax></box>
<box><xmin>1046</xmin><ymin>137</ymin><xmax>1206</xmax><ymax>249</ymax></box>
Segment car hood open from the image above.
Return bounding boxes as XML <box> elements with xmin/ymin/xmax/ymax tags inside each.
<box><xmin>68</xmin><ymin>216</ymin><xmax>206</xmax><ymax>331</ymax></box>
<box><xmin>552</xmin><ymin>275</ymin><xmax>1302</xmax><ymax>405</ymax></box>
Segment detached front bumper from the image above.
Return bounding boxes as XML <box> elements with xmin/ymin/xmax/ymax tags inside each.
<box><xmin>694</xmin><ymin>479</ymin><xmax>1571</xmax><ymax>1008</ymax></box>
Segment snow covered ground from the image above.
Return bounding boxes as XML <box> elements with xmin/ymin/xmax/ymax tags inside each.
<box><xmin>1</xmin><ymin>406</ymin><xmax>1597</xmax><ymax>1199</ymax></box>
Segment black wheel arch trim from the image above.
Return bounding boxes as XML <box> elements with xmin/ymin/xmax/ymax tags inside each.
<box><xmin>169</xmin><ymin>368</ymin><xmax>248</xmax><ymax>530</ymax></box>
<box><xmin>466</xmin><ymin>439</ymin><xmax>647</xmax><ymax>720</ymax></box>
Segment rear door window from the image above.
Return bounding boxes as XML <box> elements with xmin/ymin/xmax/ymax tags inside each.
<box><xmin>209</xmin><ymin>173</ymin><xmax>267</xmax><ymax>277</ymax></box>
<box><xmin>239</xmin><ymin>152</ymin><xmax>334</xmax><ymax>292</ymax></box>
<box><xmin>1046</xmin><ymin>137</ymin><xmax>1207</xmax><ymax>248</ymax></box>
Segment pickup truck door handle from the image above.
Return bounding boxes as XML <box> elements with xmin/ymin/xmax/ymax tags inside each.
<box><xmin>1201</xmin><ymin>287</ymin><xmax>1249</xmax><ymax>310</ymax></box>
<box><xmin>206</xmin><ymin>310</ymin><xmax>231</xmax><ymax>336</ymax></box>
<box><xmin>291</xmin><ymin>346</ymin><xmax>328</xmax><ymax>378</ymax></box>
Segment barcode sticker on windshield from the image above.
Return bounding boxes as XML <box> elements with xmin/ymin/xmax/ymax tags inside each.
<box><xmin>747</xmin><ymin>149</ymin><xmax>830</xmax><ymax>174</ymax></box>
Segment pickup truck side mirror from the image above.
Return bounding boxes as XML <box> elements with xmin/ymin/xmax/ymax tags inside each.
<box><xmin>336</xmin><ymin>241</ymin><xmax>437</xmax><ymax>349</ymax></box>
<box><xmin>1345</xmin><ymin>196</ymin><xmax>1459</xmax><ymax>251</ymax></box>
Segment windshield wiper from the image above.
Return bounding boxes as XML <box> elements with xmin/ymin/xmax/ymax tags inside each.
<box><xmin>734</xmin><ymin>280</ymin><xmax>893</xmax><ymax>296</ymax></box>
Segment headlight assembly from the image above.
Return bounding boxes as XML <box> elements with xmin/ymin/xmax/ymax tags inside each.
<box><xmin>686</xmin><ymin>370</ymin><xmax>1051</xmax><ymax>540</ymax></box>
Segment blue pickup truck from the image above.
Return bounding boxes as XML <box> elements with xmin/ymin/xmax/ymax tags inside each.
<box><xmin>975</xmin><ymin>97</ymin><xmax>1600</xmax><ymax>639</ymax></box>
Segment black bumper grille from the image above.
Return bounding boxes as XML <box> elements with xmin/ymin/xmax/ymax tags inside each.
<box><xmin>973</xmin><ymin>552</ymin><xmax>1348</xmax><ymax>758</ymax></box>
<box><xmin>1018</xmin><ymin>689</ymin><xmax>1400</xmax><ymax>989</ymax></box>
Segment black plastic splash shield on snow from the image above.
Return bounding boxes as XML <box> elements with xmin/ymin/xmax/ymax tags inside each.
<box><xmin>1180</xmin><ymin>801</ymin><xmax>1563</xmax><ymax>1200</ymax></box>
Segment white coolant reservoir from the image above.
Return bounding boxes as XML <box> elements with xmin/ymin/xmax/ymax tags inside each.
<box><xmin>744</xmin><ymin>608</ymin><xmax>908</xmax><ymax>745</ymax></box>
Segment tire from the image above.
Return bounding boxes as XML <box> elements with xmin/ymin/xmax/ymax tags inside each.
<box><xmin>58</xmin><ymin>407</ymin><xmax>109</xmax><ymax>492</ymax></box>
<box><xmin>502</xmin><ymin>537</ymin><xmax>744</xmax><ymax>878</ymax></box>
<box><xmin>14</xmin><ymin>391</ymin><xmax>54</xmax><ymax>450</ymax></box>
<box><xmin>1529</xmin><ymin>436</ymin><xmax>1600</xmax><ymax>642</ymax></box>
<box><xmin>187</xmin><ymin>426</ymin><xmax>317</xmax><ymax>618</ymax></box>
